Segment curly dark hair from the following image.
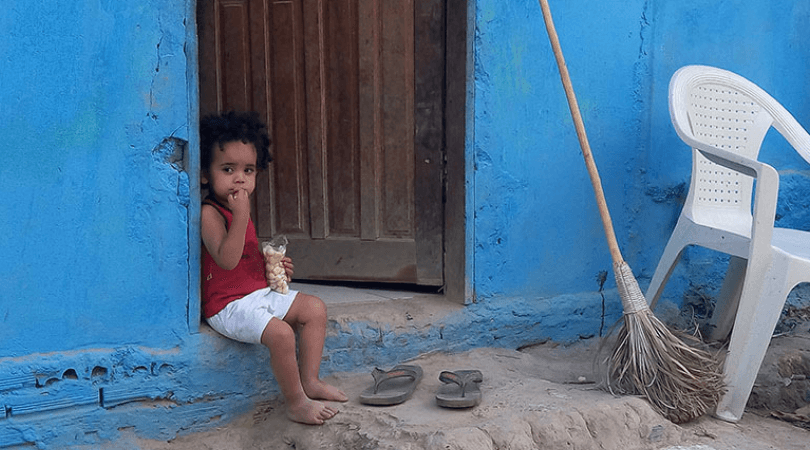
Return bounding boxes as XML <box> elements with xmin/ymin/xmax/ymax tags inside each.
<box><xmin>199</xmin><ymin>111</ymin><xmax>272</xmax><ymax>178</ymax></box>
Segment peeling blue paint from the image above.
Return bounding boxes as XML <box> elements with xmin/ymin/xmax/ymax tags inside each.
<box><xmin>645</xmin><ymin>183</ymin><xmax>687</xmax><ymax>204</ymax></box>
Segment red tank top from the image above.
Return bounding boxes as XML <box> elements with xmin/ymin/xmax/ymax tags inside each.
<box><xmin>201</xmin><ymin>198</ymin><xmax>268</xmax><ymax>318</ymax></box>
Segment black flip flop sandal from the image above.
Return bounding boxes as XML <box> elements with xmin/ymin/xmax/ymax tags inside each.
<box><xmin>435</xmin><ymin>369</ymin><xmax>483</xmax><ymax>408</ymax></box>
<box><xmin>359</xmin><ymin>364</ymin><xmax>423</xmax><ymax>406</ymax></box>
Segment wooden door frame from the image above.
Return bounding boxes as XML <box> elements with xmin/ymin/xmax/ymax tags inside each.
<box><xmin>413</xmin><ymin>0</ymin><xmax>469</xmax><ymax>303</ymax></box>
<box><xmin>443</xmin><ymin>0</ymin><xmax>469</xmax><ymax>304</ymax></box>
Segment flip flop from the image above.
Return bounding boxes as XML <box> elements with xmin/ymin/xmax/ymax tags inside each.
<box><xmin>435</xmin><ymin>370</ymin><xmax>483</xmax><ymax>408</ymax></box>
<box><xmin>359</xmin><ymin>364</ymin><xmax>423</xmax><ymax>406</ymax></box>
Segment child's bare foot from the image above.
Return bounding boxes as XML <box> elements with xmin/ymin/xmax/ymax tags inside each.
<box><xmin>286</xmin><ymin>397</ymin><xmax>338</xmax><ymax>425</ymax></box>
<box><xmin>304</xmin><ymin>380</ymin><xmax>348</xmax><ymax>402</ymax></box>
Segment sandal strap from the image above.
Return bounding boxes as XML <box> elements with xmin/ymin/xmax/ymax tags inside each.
<box><xmin>438</xmin><ymin>370</ymin><xmax>482</xmax><ymax>397</ymax></box>
<box><xmin>371</xmin><ymin>366</ymin><xmax>419</xmax><ymax>393</ymax></box>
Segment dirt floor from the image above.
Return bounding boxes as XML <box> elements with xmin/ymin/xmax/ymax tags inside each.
<box><xmin>130</xmin><ymin>330</ymin><xmax>810</xmax><ymax>450</ymax></box>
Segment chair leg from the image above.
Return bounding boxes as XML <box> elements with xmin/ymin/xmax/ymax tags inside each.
<box><xmin>707</xmin><ymin>256</ymin><xmax>747</xmax><ymax>342</ymax></box>
<box><xmin>714</xmin><ymin>276</ymin><xmax>788</xmax><ymax>422</ymax></box>
<box><xmin>646</xmin><ymin>236</ymin><xmax>687</xmax><ymax>310</ymax></box>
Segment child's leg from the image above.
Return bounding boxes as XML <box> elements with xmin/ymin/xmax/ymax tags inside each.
<box><xmin>283</xmin><ymin>293</ymin><xmax>348</xmax><ymax>402</ymax></box>
<box><xmin>261</xmin><ymin>317</ymin><xmax>338</xmax><ymax>425</ymax></box>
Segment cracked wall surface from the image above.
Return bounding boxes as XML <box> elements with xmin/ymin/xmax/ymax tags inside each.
<box><xmin>0</xmin><ymin>1</ymin><xmax>196</xmax><ymax>446</ymax></box>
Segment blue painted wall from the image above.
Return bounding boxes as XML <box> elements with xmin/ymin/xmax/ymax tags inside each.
<box><xmin>1</xmin><ymin>0</ymin><xmax>808</xmax><ymax>447</ymax></box>
<box><xmin>0</xmin><ymin>1</ymin><xmax>193</xmax><ymax>355</ymax></box>
<box><xmin>472</xmin><ymin>0</ymin><xmax>651</xmax><ymax>301</ymax></box>
<box><xmin>470</xmin><ymin>0</ymin><xmax>810</xmax><ymax>311</ymax></box>
<box><xmin>0</xmin><ymin>1</ymin><xmax>205</xmax><ymax>447</ymax></box>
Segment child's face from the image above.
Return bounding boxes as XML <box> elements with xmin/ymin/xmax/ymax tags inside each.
<box><xmin>202</xmin><ymin>140</ymin><xmax>258</xmax><ymax>205</ymax></box>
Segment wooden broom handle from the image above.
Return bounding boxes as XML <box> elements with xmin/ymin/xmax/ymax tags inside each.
<box><xmin>538</xmin><ymin>0</ymin><xmax>624</xmax><ymax>264</ymax></box>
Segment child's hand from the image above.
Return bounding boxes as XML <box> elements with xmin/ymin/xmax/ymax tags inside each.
<box><xmin>228</xmin><ymin>189</ymin><xmax>251</xmax><ymax>219</ymax></box>
<box><xmin>282</xmin><ymin>256</ymin><xmax>294</xmax><ymax>279</ymax></box>
<box><xmin>265</xmin><ymin>257</ymin><xmax>294</xmax><ymax>281</ymax></box>
<box><xmin>264</xmin><ymin>254</ymin><xmax>291</xmax><ymax>294</ymax></box>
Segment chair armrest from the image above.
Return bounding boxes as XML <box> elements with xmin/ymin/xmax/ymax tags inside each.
<box><xmin>682</xmin><ymin>135</ymin><xmax>767</xmax><ymax>178</ymax></box>
<box><xmin>683</xmin><ymin>137</ymin><xmax>780</xmax><ymax>250</ymax></box>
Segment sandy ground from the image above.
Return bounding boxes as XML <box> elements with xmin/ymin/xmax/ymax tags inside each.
<box><xmin>130</xmin><ymin>333</ymin><xmax>810</xmax><ymax>450</ymax></box>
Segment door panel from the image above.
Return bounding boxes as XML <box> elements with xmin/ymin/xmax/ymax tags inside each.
<box><xmin>198</xmin><ymin>0</ymin><xmax>443</xmax><ymax>286</ymax></box>
<box><xmin>265</xmin><ymin>0</ymin><xmax>309</xmax><ymax>236</ymax></box>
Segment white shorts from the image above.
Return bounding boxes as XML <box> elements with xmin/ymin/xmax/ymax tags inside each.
<box><xmin>206</xmin><ymin>287</ymin><xmax>299</xmax><ymax>344</ymax></box>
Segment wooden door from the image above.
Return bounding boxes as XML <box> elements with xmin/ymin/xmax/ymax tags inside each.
<box><xmin>198</xmin><ymin>0</ymin><xmax>444</xmax><ymax>286</ymax></box>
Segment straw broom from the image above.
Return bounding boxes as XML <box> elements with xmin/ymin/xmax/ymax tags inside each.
<box><xmin>537</xmin><ymin>0</ymin><xmax>725</xmax><ymax>423</ymax></box>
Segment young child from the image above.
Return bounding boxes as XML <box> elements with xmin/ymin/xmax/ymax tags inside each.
<box><xmin>199</xmin><ymin>111</ymin><xmax>347</xmax><ymax>425</ymax></box>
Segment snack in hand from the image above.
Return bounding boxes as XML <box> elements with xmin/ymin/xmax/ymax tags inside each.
<box><xmin>262</xmin><ymin>236</ymin><xmax>289</xmax><ymax>295</ymax></box>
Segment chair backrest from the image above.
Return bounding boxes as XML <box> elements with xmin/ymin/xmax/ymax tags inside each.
<box><xmin>668</xmin><ymin>65</ymin><xmax>807</xmax><ymax>228</ymax></box>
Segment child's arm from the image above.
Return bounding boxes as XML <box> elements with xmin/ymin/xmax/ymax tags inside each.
<box><xmin>201</xmin><ymin>190</ymin><xmax>251</xmax><ymax>270</ymax></box>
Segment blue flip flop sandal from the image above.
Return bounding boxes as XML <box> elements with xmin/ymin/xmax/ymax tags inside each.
<box><xmin>359</xmin><ymin>364</ymin><xmax>423</xmax><ymax>406</ymax></box>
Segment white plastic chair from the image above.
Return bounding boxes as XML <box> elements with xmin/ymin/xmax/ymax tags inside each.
<box><xmin>646</xmin><ymin>65</ymin><xmax>810</xmax><ymax>422</ymax></box>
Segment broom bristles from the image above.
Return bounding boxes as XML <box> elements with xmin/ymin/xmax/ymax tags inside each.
<box><xmin>603</xmin><ymin>261</ymin><xmax>726</xmax><ymax>424</ymax></box>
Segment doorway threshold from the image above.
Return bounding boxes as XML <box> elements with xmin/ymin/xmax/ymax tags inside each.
<box><xmin>289</xmin><ymin>281</ymin><xmax>442</xmax><ymax>306</ymax></box>
<box><xmin>291</xmin><ymin>281</ymin><xmax>461</xmax><ymax>334</ymax></box>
